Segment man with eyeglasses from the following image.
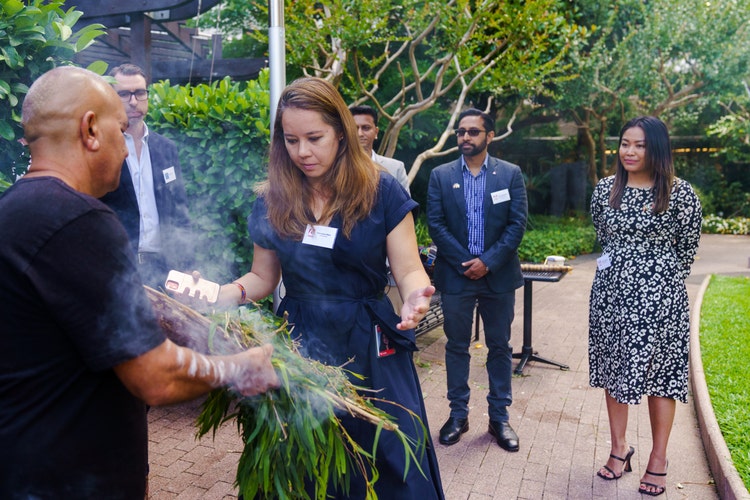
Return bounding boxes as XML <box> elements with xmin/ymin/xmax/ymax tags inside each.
<box><xmin>427</xmin><ymin>108</ymin><xmax>527</xmax><ymax>452</ymax></box>
<box><xmin>101</xmin><ymin>63</ymin><xmax>192</xmax><ymax>288</ymax></box>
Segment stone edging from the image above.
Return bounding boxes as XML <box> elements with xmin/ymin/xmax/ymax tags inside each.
<box><xmin>689</xmin><ymin>274</ymin><xmax>750</xmax><ymax>500</ymax></box>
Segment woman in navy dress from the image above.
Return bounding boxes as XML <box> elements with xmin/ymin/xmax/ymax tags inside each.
<box><xmin>217</xmin><ymin>77</ymin><xmax>444</xmax><ymax>499</ymax></box>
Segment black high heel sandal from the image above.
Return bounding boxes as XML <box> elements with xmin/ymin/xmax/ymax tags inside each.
<box><xmin>596</xmin><ymin>445</ymin><xmax>635</xmax><ymax>480</ymax></box>
<box><xmin>639</xmin><ymin>466</ymin><xmax>668</xmax><ymax>496</ymax></box>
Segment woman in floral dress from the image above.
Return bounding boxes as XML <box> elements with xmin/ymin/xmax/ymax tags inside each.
<box><xmin>589</xmin><ymin>116</ymin><xmax>702</xmax><ymax>496</ymax></box>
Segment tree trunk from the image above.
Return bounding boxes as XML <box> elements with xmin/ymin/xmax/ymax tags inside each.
<box><xmin>597</xmin><ymin>116</ymin><xmax>610</xmax><ymax>180</ymax></box>
<box><xmin>576</xmin><ymin>111</ymin><xmax>598</xmax><ymax>187</ymax></box>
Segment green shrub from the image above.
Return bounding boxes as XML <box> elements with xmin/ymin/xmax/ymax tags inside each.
<box><xmin>677</xmin><ymin>157</ymin><xmax>750</xmax><ymax>218</ymax></box>
<box><xmin>700</xmin><ymin>182</ymin><xmax>750</xmax><ymax>219</ymax></box>
<box><xmin>701</xmin><ymin>215</ymin><xmax>750</xmax><ymax>235</ymax></box>
<box><xmin>519</xmin><ymin>214</ymin><xmax>597</xmax><ymax>263</ymax></box>
<box><xmin>147</xmin><ymin>72</ymin><xmax>271</xmax><ymax>282</ymax></box>
<box><xmin>0</xmin><ymin>0</ymin><xmax>106</xmax><ymax>182</ymax></box>
<box><xmin>414</xmin><ymin>213</ymin><xmax>432</xmax><ymax>247</ymax></box>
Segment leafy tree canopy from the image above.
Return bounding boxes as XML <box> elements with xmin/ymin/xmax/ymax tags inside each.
<box><xmin>0</xmin><ymin>0</ymin><xmax>106</xmax><ymax>182</ymax></box>
<box><xmin>553</xmin><ymin>0</ymin><xmax>750</xmax><ymax>182</ymax></box>
<box><xmin>198</xmin><ymin>0</ymin><xmax>587</xmax><ymax>180</ymax></box>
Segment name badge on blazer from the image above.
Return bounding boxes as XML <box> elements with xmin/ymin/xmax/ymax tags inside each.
<box><xmin>163</xmin><ymin>166</ymin><xmax>177</xmax><ymax>184</ymax></box>
<box><xmin>491</xmin><ymin>189</ymin><xmax>510</xmax><ymax>204</ymax></box>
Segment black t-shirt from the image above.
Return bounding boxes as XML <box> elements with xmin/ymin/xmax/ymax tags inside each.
<box><xmin>0</xmin><ymin>177</ymin><xmax>166</xmax><ymax>499</ymax></box>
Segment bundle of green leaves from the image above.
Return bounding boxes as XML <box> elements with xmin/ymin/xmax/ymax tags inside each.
<box><xmin>146</xmin><ymin>289</ymin><xmax>425</xmax><ymax>499</ymax></box>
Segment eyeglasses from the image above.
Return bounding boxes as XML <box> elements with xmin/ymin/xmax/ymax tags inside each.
<box><xmin>117</xmin><ymin>89</ymin><xmax>149</xmax><ymax>102</ymax></box>
<box><xmin>455</xmin><ymin>128</ymin><xmax>486</xmax><ymax>137</ymax></box>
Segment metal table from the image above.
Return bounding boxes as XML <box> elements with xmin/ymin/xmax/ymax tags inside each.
<box><xmin>512</xmin><ymin>269</ymin><xmax>571</xmax><ymax>375</ymax></box>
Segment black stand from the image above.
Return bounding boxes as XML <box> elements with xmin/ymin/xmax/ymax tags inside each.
<box><xmin>512</xmin><ymin>271</ymin><xmax>570</xmax><ymax>375</ymax></box>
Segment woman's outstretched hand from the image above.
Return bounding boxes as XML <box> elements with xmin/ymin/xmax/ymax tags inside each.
<box><xmin>397</xmin><ymin>285</ymin><xmax>436</xmax><ymax>330</ymax></box>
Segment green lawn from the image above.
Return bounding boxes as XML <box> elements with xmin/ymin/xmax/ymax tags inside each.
<box><xmin>699</xmin><ymin>275</ymin><xmax>750</xmax><ymax>490</ymax></box>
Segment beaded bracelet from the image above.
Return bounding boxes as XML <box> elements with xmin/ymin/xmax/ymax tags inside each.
<box><xmin>232</xmin><ymin>281</ymin><xmax>246</xmax><ymax>304</ymax></box>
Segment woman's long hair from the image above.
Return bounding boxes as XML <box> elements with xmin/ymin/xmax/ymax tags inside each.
<box><xmin>256</xmin><ymin>77</ymin><xmax>379</xmax><ymax>239</ymax></box>
<box><xmin>609</xmin><ymin>116</ymin><xmax>674</xmax><ymax>213</ymax></box>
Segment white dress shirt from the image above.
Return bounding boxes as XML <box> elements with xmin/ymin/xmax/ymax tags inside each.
<box><xmin>124</xmin><ymin>125</ymin><xmax>161</xmax><ymax>253</ymax></box>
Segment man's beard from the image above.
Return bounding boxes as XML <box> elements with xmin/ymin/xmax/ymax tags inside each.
<box><xmin>460</xmin><ymin>142</ymin><xmax>487</xmax><ymax>157</ymax></box>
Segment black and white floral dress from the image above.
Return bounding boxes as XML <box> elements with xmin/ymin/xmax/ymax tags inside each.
<box><xmin>588</xmin><ymin>176</ymin><xmax>702</xmax><ymax>404</ymax></box>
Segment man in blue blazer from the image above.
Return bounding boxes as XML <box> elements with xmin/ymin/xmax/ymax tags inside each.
<box><xmin>427</xmin><ymin>108</ymin><xmax>527</xmax><ymax>451</ymax></box>
<box><xmin>101</xmin><ymin>64</ymin><xmax>192</xmax><ymax>288</ymax></box>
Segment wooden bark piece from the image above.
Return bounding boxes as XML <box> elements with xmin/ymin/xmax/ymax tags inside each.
<box><xmin>143</xmin><ymin>285</ymin><xmax>213</xmax><ymax>353</ymax></box>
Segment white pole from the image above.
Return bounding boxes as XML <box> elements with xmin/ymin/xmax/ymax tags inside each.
<box><xmin>269</xmin><ymin>0</ymin><xmax>286</xmax><ymax>312</ymax></box>
<box><xmin>268</xmin><ymin>0</ymin><xmax>285</xmax><ymax>133</ymax></box>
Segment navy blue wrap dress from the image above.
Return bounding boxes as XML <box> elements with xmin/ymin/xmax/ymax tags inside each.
<box><xmin>247</xmin><ymin>173</ymin><xmax>444</xmax><ymax>499</ymax></box>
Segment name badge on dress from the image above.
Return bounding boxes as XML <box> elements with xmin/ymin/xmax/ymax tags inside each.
<box><xmin>162</xmin><ymin>166</ymin><xmax>177</xmax><ymax>184</ymax></box>
<box><xmin>491</xmin><ymin>189</ymin><xmax>510</xmax><ymax>204</ymax></box>
<box><xmin>597</xmin><ymin>253</ymin><xmax>612</xmax><ymax>270</ymax></box>
<box><xmin>302</xmin><ymin>224</ymin><xmax>338</xmax><ymax>249</ymax></box>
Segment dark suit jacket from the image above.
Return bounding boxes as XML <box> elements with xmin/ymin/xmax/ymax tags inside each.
<box><xmin>100</xmin><ymin>132</ymin><xmax>192</xmax><ymax>270</ymax></box>
<box><xmin>426</xmin><ymin>155</ymin><xmax>527</xmax><ymax>294</ymax></box>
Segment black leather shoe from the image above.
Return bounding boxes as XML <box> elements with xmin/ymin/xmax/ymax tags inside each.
<box><xmin>488</xmin><ymin>420</ymin><xmax>519</xmax><ymax>452</ymax></box>
<box><xmin>439</xmin><ymin>417</ymin><xmax>469</xmax><ymax>445</ymax></box>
